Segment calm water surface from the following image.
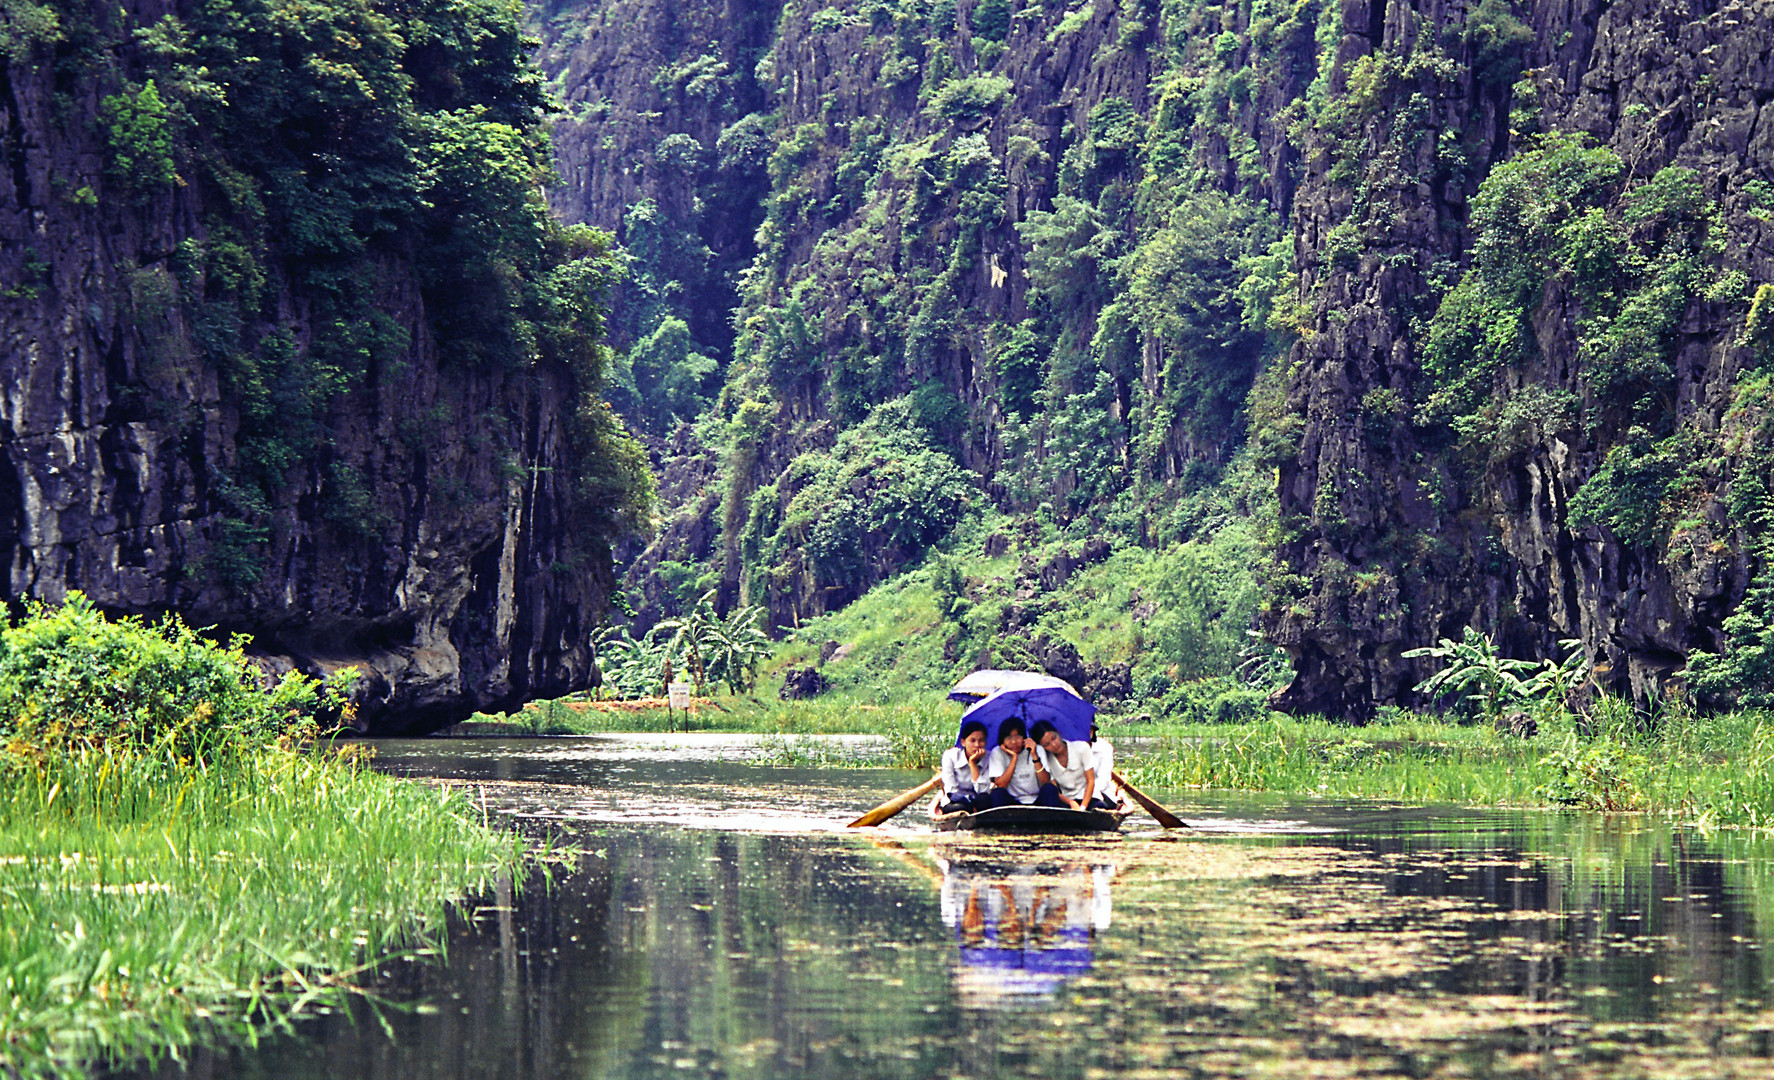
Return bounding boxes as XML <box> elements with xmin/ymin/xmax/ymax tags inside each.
<box><xmin>131</xmin><ymin>735</ymin><xmax>1774</xmax><ymax>1079</ymax></box>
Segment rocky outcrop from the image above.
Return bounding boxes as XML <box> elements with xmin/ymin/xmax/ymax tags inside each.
<box><xmin>0</xmin><ymin>1</ymin><xmax>622</xmax><ymax>733</ymax></box>
<box><xmin>1024</xmin><ymin>635</ymin><xmax>1133</xmax><ymax>705</ymax></box>
<box><xmin>777</xmin><ymin>665</ymin><xmax>827</xmax><ymax>700</ymax></box>
<box><xmin>1267</xmin><ymin>0</ymin><xmax>1774</xmax><ymax>715</ymax></box>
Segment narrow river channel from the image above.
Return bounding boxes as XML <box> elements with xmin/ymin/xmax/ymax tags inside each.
<box><xmin>125</xmin><ymin>735</ymin><xmax>1774</xmax><ymax>1079</ymax></box>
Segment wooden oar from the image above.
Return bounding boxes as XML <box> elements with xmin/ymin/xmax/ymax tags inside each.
<box><xmin>848</xmin><ymin>774</ymin><xmax>942</xmax><ymax>828</ymax></box>
<box><xmin>1112</xmin><ymin>770</ymin><xmax>1187</xmax><ymax>829</ymax></box>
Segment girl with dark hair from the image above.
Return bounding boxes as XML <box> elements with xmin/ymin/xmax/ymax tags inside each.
<box><xmin>983</xmin><ymin>718</ymin><xmax>1045</xmax><ymax>806</ymax></box>
<box><xmin>1089</xmin><ymin>722</ymin><xmax>1121</xmax><ymax>810</ymax></box>
<box><xmin>938</xmin><ymin>719</ymin><xmax>991</xmax><ymax>813</ymax></box>
<box><xmin>1031</xmin><ymin>720</ymin><xmax>1095</xmax><ymax>810</ymax></box>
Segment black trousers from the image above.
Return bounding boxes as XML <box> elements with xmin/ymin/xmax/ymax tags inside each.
<box><xmin>984</xmin><ymin>784</ymin><xmax>1063</xmax><ymax>808</ymax></box>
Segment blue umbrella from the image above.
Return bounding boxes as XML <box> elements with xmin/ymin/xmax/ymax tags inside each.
<box><xmin>958</xmin><ymin>685</ymin><xmax>1095</xmax><ymax>751</ymax></box>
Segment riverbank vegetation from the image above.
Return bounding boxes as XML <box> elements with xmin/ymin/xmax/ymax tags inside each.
<box><xmin>0</xmin><ymin>597</ymin><xmax>525</xmax><ymax>1079</ymax></box>
<box><xmin>514</xmin><ymin>598</ymin><xmax>1774</xmax><ymax>828</ymax></box>
<box><xmin>1128</xmin><ymin>701</ymin><xmax>1774</xmax><ymax>828</ymax></box>
<box><xmin>500</xmin><ymin>685</ymin><xmax>1774</xmax><ymax>827</ymax></box>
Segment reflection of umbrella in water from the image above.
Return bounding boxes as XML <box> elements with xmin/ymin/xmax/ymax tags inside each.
<box><xmin>956</xmin><ymin>683</ymin><xmax>1095</xmax><ymax>751</ymax></box>
<box><xmin>958</xmin><ymin>939</ymin><xmax>1094</xmax><ymax>1001</ymax></box>
<box><xmin>944</xmin><ymin>861</ymin><xmax>1111</xmax><ymax>1008</ymax></box>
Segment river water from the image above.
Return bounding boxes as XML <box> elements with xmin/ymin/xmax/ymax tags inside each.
<box><xmin>128</xmin><ymin>734</ymin><xmax>1774</xmax><ymax>1079</ymax></box>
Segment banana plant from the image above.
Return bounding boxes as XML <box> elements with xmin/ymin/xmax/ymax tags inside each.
<box><xmin>598</xmin><ymin>592</ymin><xmax>778</xmax><ymax>700</ymax></box>
<box><xmin>1403</xmin><ymin>627</ymin><xmax>1544</xmax><ymax>722</ymax></box>
<box><xmin>1521</xmin><ymin>638</ymin><xmax>1595</xmax><ymax>723</ymax></box>
<box><xmin>595</xmin><ymin>626</ymin><xmax>670</xmax><ymax>699</ymax></box>
<box><xmin>655</xmin><ymin>590</ymin><xmax>717</xmax><ymax>695</ymax></box>
<box><xmin>704</xmin><ymin>604</ymin><xmax>773</xmax><ymax>694</ymax></box>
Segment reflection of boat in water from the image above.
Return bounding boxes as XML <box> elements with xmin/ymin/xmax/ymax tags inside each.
<box><xmin>940</xmin><ymin>857</ymin><xmax>1115</xmax><ymax>1008</ymax></box>
<box><xmin>932</xmin><ymin>802</ymin><xmax>1129</xmax><ymax>833</ymax></box>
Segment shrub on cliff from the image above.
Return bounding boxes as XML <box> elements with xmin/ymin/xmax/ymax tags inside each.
<box><xmin>0</xmin><ymin>593</ymin><xmax>318</xmax><ymax>757</ymax></box>
<box><xmin>740</xmin><ymin>398</ymin><xmax>976</xmax><ymax>603</ymax></box>
<box><xmin>1420</xmin><ymin>135</ymin><xmax>1731</xmax><ymax>439</ymax></box>
<box><xmin>926</xmin><ymin>73</ymin><xmax>1013</xmax><ymax>124</ymax></box>
<box><xmin>970</xmin><ymin>0</ymin><xmax>1011</xmax><ymax>41</ymax></box>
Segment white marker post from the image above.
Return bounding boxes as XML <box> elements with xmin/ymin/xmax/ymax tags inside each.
<box><xmin>667</xmin><ymin>681</ymin><xmax>691</xmax><ymax>731</ymax></box>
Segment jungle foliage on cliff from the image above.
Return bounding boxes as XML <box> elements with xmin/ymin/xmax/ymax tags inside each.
<box><xmin>5</xmin><ymin>0</ymin><xmax>651</xmax><ymax>586</ymax></box>
<box><xmin>2</xmin><ymin>0</ymin><xmax>661</xmax><ymax>722</ymax></box>
<box><xmin>547</xmin><ymin>0</ymin><xmax>1770</xmax><ymax>717</ymax></box>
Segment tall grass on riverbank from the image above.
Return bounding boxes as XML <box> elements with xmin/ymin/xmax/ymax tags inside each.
<box><xmin>1125</xmin><ymin>703</ymin><xmax>1774</xmax><ymax>827</ymax></box>
<box><xmin>0</xmin><ymin>741</ymin><xmax>524</xmax><ymax>1078</ymax></box>
<box><xmin>1125</xmin><ymin>716</ymin><xmax>1552</xmax><ymax>805</ymax></box>
<box><xmin>0</xmin><ymin>594</ymin><xmax>527</xmax><ymax>1078</ymax></box>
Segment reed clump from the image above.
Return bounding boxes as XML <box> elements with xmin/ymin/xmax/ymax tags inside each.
<box><xmin>1125</xmin><ymin>702</ymin><xmax>1774</xmax><ymax>827</ymax></box>
<box><xmin>0</xmin><ymin>595</ymin><xmax>524</xmax><ymax>1079</ymax></box>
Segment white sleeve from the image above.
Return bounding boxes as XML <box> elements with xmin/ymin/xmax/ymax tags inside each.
<box><xmin>940</xmin><ymin>747</ymin><xmax>963</xmax><ymax>795</ymax></box>
<box><xmin>1074</xmin><ymin>741</ymin><xmax>1094</xmax><ymax>774</ymax></box>
<box><xmin>969</xmin><ymin>755</ymin><xmax>992</xmax><ymax>792</ymax></box>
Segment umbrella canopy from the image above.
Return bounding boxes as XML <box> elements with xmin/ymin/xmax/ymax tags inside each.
<box><xmin>948</xmin><ymin>669</ymin><xmax>1079</xmax><ymax>703</ymax></box>
<box><xmin>958</xmin><ymin>684</ymin><xmax>1095</xmax><ymax>750</ymax></box>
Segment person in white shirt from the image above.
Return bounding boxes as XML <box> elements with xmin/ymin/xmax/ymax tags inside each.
<box><xmin>982</xmin><ymin>718</ymin><xmax>1042</xmax><ymax>806</ymax></box>
<box><xmin>1030</xmin><ymin>720</ymin><xmax>1094</xmax><ymax>810</ymax></box>
<box><xmin>938</xmin><ymin>720</ymin><xmax>990</xmax><ymax>813</ymax></box>
<box><xmin>1089</xmin><ymin>722</ymin><xmax>1121</xmax><ymax>810</ymax></box>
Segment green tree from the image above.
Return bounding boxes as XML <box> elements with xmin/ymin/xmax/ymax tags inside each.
<box><xmin>970</xmin><ymin>0</ymin><xmax>1011</xmax><ymax>41</ymax></box>
<box><xmin>101</xmin><ymin>80</ymin><xmax>177</xmax><ymax>191</ymax></box>
<box><xmin>630</xmin><ymin>315</ymin><xmax>720</xmax><ymax>426</ymax></box>
<box><xmin>0</xmin><ymin>0</ymin><xmax>59</xmax><ymax>63</ymax></box>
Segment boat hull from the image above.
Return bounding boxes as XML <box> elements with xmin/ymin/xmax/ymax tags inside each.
<box><xmin>932</xmin><ymin>804</ymin><xmax>1126</xmax><ymax>833</ymax></box>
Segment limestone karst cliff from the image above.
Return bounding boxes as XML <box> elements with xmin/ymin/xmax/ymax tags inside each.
<box><xmin>1268</xmin><ymin>0</ymin><xmax>1774</xmax><ymax>714</ymax></box>
<box><xmin>10</xmin><ymin>0</ymin><xmax>1769</xmax><ymax>722</ymax></box>
<box><xmin>1</xmin><ymin>0</ymin><xmax>649</xmax><ymax>730</ymax></box>
<box><xmin>540</xmin><ymin>0</ymin><xmax>1774</xmax><ymax>715</ymax></box>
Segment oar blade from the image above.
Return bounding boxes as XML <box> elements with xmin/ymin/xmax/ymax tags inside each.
<box><xmin>1112</xmin><ymin>770</ymin><xmax>1187</xmax><ymax>829</ymax></box>
<box><xmin>848</xmin><ymin>774</ymin><xmax>943</xmax><ymax>828</ymax></box>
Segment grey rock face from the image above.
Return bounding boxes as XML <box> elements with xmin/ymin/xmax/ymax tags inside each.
<box><xmin>0</xmin><ymin>47</ymin><xmax>609</xmax><ymax>733</ymax></box>
<box><xmin>1268</xmin><ymin>0</ymin><xmax>1774</xmax><ymax>715</ymax></box>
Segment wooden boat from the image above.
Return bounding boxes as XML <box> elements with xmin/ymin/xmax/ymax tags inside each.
<box><xmin>931</xmin><ymin>803</ymin><xmax>1129</xmax><ymax>833</ymax></box>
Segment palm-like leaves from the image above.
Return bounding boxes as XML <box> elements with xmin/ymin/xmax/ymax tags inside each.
<box><xmin>595</xmin><ymin>592</ymin><xmax>775</xmax><ymax>700</ymax></box>
<box><xmin>595</xmin><ymin>626</ymin><xmax>670</xmax><ymax>699</ymax></box>
<box><xmin>1404</xmin><ymin>628</ymin><xmax>1591</xmax><ymax>721</ymax></box>
<box><xmin>701</xmin><ymin>604</ymin><xmax>772</xmax><ymax>695</ymax></box>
